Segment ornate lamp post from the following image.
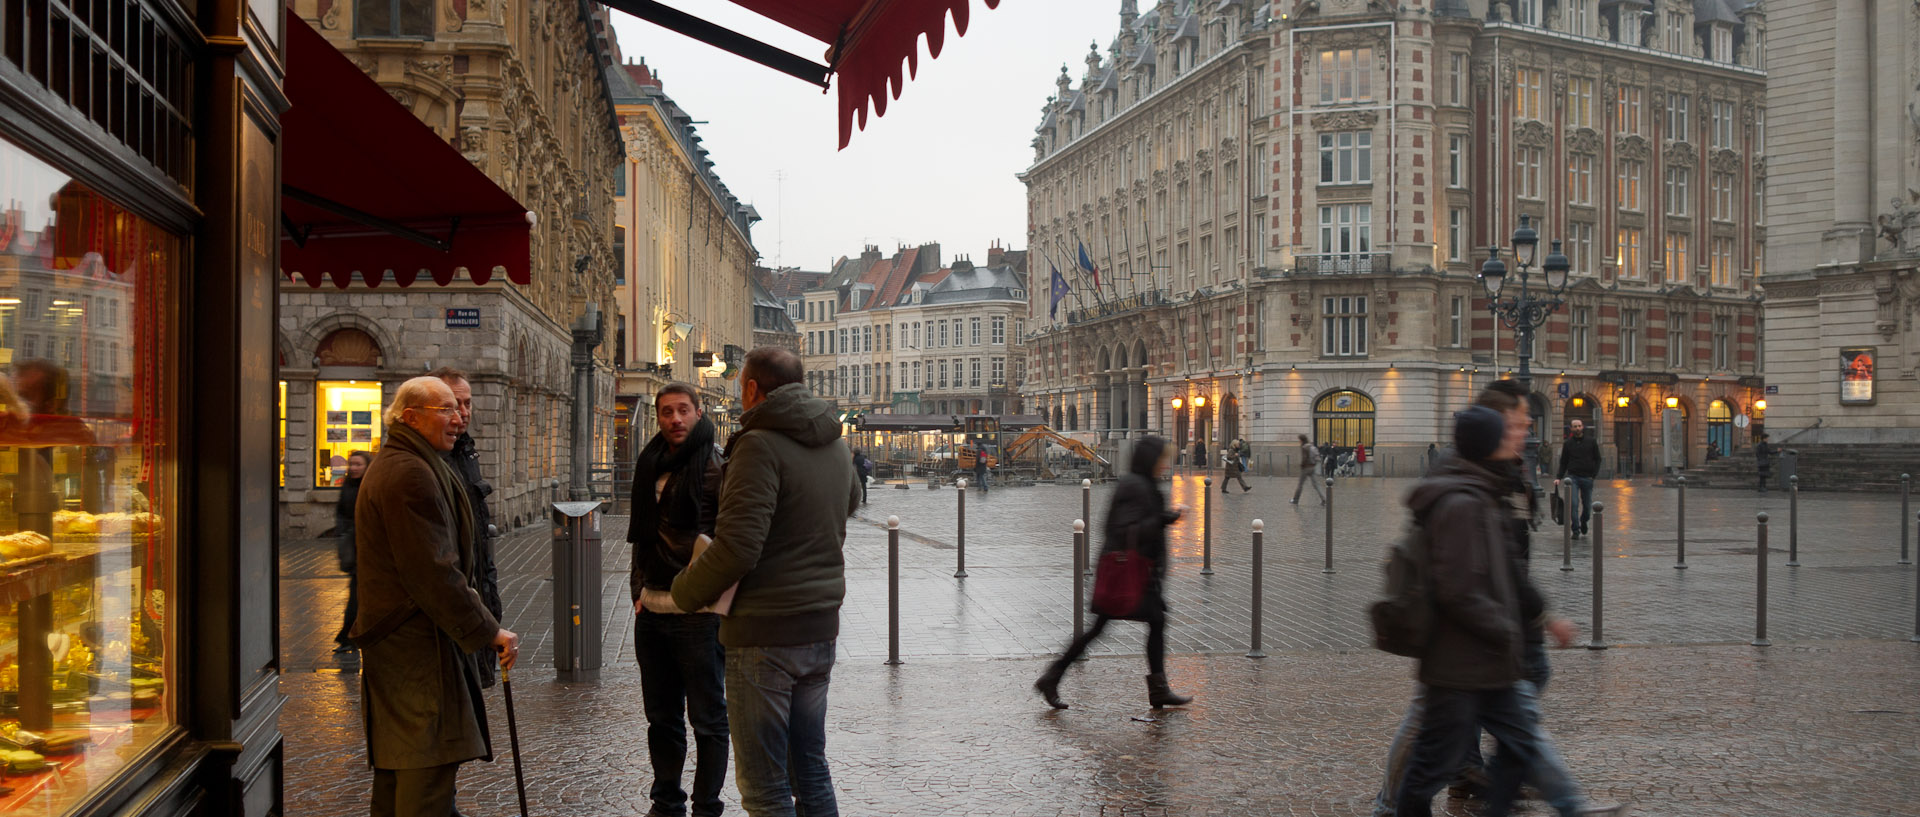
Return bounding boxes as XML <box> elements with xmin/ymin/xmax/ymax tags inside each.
<box><xmin>1480</xmin><ymin>215</ymin><xmax>1571</xmax><ymax>482</ymax></box>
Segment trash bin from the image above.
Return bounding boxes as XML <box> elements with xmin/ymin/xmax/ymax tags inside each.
<box><xmin>550</xmin><ymin>500</ymin><xmax>605</xmax><ymax>683</ymax></box>
<box><xmin>1779</xmin><ymin>448</ymin><xmax>1798</xmax><ymax>491</ymax></box>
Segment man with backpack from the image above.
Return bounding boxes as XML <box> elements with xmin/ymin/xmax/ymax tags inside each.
<box><xmin>1373</xmin><ymin>401</ymin><xmax>1625</xmax><ymax>817</ymax></box>
<box><xmin>852</xmin><ymin>449</ymin><xmax>872</xmax><ymax>504</ymax></box>
<box><xmin>1292</xmin><ymin>434</ymin><xmax>1325</xmax><ymax>505</ymax></box>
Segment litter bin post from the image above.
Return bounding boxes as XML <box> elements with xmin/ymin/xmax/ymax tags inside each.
<box><xmin>550</xmin><ymin>500</ymin><xmax>606</xmax><ymax>683</ymax></box>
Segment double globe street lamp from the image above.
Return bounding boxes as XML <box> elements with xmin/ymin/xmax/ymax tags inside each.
<box><xmin>1479</xmin><ymin>214</ymin><xmax>1571</xmax><ymax>480</ymax></box>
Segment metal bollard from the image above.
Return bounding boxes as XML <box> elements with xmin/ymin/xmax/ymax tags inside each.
<box><xmin>1587</xmin><ymin>502</ymin><xmax>1608</xmax><ymax>650</ymax></box>
<box><xmin>1072</xmin><ymin>519</ymin><xmax>1086</xmax><ymax>643</ymax></box>
<box><xmin>1562</xmin><ymin>480</ymin><xmax>1574</xmax><ymax>571</ymax></box>
<box><xmin>955</xmin><ymin>479</ymin><xmax>968</xmax><ymax>578</ymax></box>
<box><xmin>1203</xmin><ymin>477</ymin><xmax>1215</xmax><ymax>576</ymax></box>
<box><xmin>1912</xmin><ymin>511</ymin><xmax>1919</xmax><ymax>643</ymax></box>
<box><xmin>1902</xmin><ymin>475</ymin><xmax>1913</xmax><ymax>566</ymax></box>
<box><xmin>1082</xmin><ymin>479</ymin><xmax>1094</xmax><ymax>577</ymax></box>
<box><xmin>1676</xmin><ymin>476</ymin><xmax>1688</xmax><ymax>569</ymax></box>
<box><xmin>1323</xmin><ymin>478</ymin><xmax>1336</xmax><ymax>574</ymax></box>
<box><xmin>1788</xmin><ymin>475</ymin><xmax>1800</xmax><ymax>567</ymax></box>
<box><xmin>887</xmin><ymin>516</ymin><xmax>902</xmax><ymax>665</ymax></box>
<box><xmin>1753</xmin><ymin>512</ymin><xmax>1771</xmax><ymax>647</ymax></box>
<box><xmin>1248</xmin><ymin>519</ymin><xmax>1266</xmax><ymax>659</ymax></box>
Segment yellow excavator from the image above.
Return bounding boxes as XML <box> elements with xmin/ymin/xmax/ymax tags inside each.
<box><xmin>1001</xmin><ymin>425</ymin><xmax>1112</xmax><ymax>478</ymax></box>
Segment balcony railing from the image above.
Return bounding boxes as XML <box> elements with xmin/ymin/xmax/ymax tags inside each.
<box><xmin>1293</xmin><ymin>252</ymin><xmax>1391</xmax><ymax>275</ymax></box>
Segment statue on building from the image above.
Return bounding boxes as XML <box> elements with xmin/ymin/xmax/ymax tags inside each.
<box><xmin>1876</xmin><ymin>189</ymin><xmax>1920</xmax><ymax>257</ymax></box>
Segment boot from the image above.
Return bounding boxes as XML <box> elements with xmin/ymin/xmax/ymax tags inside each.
<box><xmin>1034</xmin><ymin>668</ymin><xmax>1068</xmax><ymax>709</ymax></box>
<box><xmin>1145</xmin><ymin>673</ymin><xmax>1191</xmax><ymax>708</ymax></box>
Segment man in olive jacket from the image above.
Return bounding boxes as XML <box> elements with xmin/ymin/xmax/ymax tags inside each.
<box><xmin>671</xmin><ymin>347</ymin><xmax>860</xmax><ymax>817</ymax></box>
<box><xmin>354</xmin><ymin>376</ymin><xmax>520</xmax><ymax>817</ymax></box>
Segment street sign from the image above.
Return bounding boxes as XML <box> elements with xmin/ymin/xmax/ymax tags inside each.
<box><xmin>1557</xmin><ymin>382</ymin><xmax>1570</xmax><ymax>398</ymax></box>
<box><xmin>1734</xmin><ymin>414</ymin><xmax>1750</xmax><ymax>429</ymax></box>
<box><xmin>1764</xmin><ymin>384</ymin><xmax>1779</xmax><ymax>395</ymax></box>
<box><xmin>445</xmin><ymin>307</ymin><xmax>480</xmax><ymax>328</ymax></box>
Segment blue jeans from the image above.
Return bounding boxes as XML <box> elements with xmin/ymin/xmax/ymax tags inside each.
<box><xmin>726</xmin><ymin>641</ymin><xmax>838</xmax><ymax>817</ymax></box>
<box><xmin>1567</xmin><ymin>476</ymin><xmax>1594</xmax><ymax>533</ymax></box>
<box><xmin>636</xmin><ymin>610</ymin><xmax>729</xmax><ymax>817</ymax></box>
<box><xmin>1393</xmin><ymin>682</ymin><xmax>1576</xmax><ymax>817</ymax></box>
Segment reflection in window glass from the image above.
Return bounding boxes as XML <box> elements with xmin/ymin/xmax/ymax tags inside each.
<box><xmin>0</xmin><ymin>136</ymin><xmax>177</xmax><ymax>813</ymax></box>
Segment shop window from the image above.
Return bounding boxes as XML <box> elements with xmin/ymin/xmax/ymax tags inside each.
<box><xmin>315</xmin><ymin>382</ymin><xmax>384</xmax><ymax>486</ymax></box>
<box><xmin>356</xmin><ymin>0</ymin><xmax>437</xmax><ymax>39</ymax></box>
<box><xmin>0</xmin><ymin>138</ymin><xmax>179</xmax><ymax>808</ymax></box>
<box><xmin>1313</xmin><ymin>389</ymin><xmax>1377</xmax><ymax>448</ymax></box>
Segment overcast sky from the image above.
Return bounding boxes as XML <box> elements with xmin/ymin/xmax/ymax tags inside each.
<box><xmin>605</xmin><ymin>0</ymin><xmax>1125</xmax><ymax>272</ymax></box>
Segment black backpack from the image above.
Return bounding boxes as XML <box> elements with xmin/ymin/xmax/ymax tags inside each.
<box><xmin>1369</xmin><ymin>520</ymin><xmax>1433</xmax><ymax>657</ymax></box>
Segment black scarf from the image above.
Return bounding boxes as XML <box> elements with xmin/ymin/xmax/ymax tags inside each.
<box><xmin>629</xmin><ymin>416</ymin><xmax>717</xmax><ymax>545</ymax></box>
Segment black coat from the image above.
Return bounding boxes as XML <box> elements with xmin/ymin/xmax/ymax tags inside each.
<box><xmin>1406</xmin><ymin>457</ymin><xmax>1526</xmax><ymax>691</ymax></box>
<box><xmin>335</xmin><ymin>476</ymin><xmax>361</xmax><ymax>572</ymax></box>
<box><xmin>448</xmin><ymin>433</ymin><xmax>502</xmax><ymax>687</ymax></box>
<box><xmin>1103</xmin><ymin>438</ymin><xmax>1179</xmax><ymax>606</ymax></box>
<box><xmin>1555</xmin><ymin>433</ymin><xmax>1602</xmax><ymax>479</ymax></box>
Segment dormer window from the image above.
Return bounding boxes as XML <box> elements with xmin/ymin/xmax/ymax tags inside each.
<box><xmin>1711</xmin><ymin>26</ymin><xmax>1733</xmax><ymax>62</ymax></box>
<box><xmin>1515</xmin><ymin>0</ymin><xmax>1542</xmax><ymax>26</ymax></box>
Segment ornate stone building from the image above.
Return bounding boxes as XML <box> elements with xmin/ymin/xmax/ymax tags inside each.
<box><xmin>606</xmin><ymin>58</ymin><xmax>760</xmax><ymax>461</ymax></box>
<box><xmin>279</xmin><ymin>0</ymin><xmax>625</xmax><ymax>534</ymax></box>
<box><xmin>1760</xmin><ymin>0</ymin><xmax>1920</xmax><ymax>456</ymax></box>
<box><xmin>1023</xmin><ymin>0</ymin><xmax>1767</xmax><ymax>475</ymax></box>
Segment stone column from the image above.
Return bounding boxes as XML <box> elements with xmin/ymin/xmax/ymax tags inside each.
<box><xmin>1089</xmin><ymin>376</ymin><xmax>1109</xmax><ymax>434</ymax></box>
<box><xmin>1828</xmin><ymin>0</ymin><xmax>1873</xmax><ymax>261</ymax></box>
<box><xmin>1110</xmin><ymin>375</ymin><xmax>1128</xmax><ymax>438</ymax></box>
<box><xmin>1130</xmin><ymin>369</ymin><xmax>1149</xmax><ymax>438</ymax></box>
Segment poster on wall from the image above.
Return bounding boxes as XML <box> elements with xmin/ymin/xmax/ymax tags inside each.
<box><xmin>1840</xmin><ymin>347</ymin><xmax>1876</xmax><ymax>405</ymax></box>
<box><xmin>326</xmin><ymin>410</ymin><xmax>349</xmax><ymax>425</ymax></box>
<box><xmin>326</xmin><ymin>428</ymin><xmax>349</xmax><ymax>442</ymax></box>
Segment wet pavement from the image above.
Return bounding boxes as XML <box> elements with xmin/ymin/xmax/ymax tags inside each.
<box><xmin>281</xmin><ymin>474</ymin><xmax>1920</xmax><ymax>815</ymax></box>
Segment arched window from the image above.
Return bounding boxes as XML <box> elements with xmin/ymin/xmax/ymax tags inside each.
<box><xmin>1707</xmin><ymin>398</ymin><xmax>1734</xmax><ymax>458</ymax></box>
<box><xmin>1312</xmin><ymin>389</ymin><xmax>1376</xmax><ymax>447</ymax></box>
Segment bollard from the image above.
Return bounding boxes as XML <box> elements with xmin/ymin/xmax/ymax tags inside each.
<box><xmin>1082</xmin><ymin>479</ymin><xmax>1094</xmax><ymax>577</ymax></box>
<box><xmin>1072</xmin><ymin>519</ymin><xmax>1086</xmax><ymax>644</ymax></box>
<box><xmin>955</xmin><ymin>478</ymin><xmax>968</xmax><ymax>578</ymax></box>
<box><xmin>1323</xmin><ymin>478</ymin><xmax>1336</xmax><ymax>574</ymax></box>
<box><xmin>1203</xmin><ymin>477</ymin><xmax>1215</xmax><ymax>576</ymax></box>
<box><xmin>1587</xmin><ymin>502</ymin><xmax>1608</xmax><ymax>650</ymax></box>
<box><xmin>887</xmin><ymin>516</ymin><xmax>902</xmax><ymax>665</ymax></box>
<box><xmin>1676</xmin><ymin>476</ymin><xmax>1688</xmax><ymax>570</ymax></box>
<box><xmin>1902</xmin><ymin>475</ymin><xmax>1913</xmax><ymax>566</ymax></box>
<box><xmin>1788</xmin><ymin>475</ymin><xmax>1800</xmax><ymax>567</ymax></box>
<box><xmin>1753</xmin><ymin>512</ymin><xmax>1770</xmax><ymax>647</ymax></box>
<box><xmin>1912</xmin><ymin>511</ymin><xmax>1919</xmax><ymax>643</ymax></box>
<box><xmin>1562</xmin><ymin>480</ymin><xmax>1574</xmax><ymax>571</ymax></box>
<box><xmin>1248</xmin><ymin>519</ymin><xmax>1267</xmax><ymax>659</ymax></box>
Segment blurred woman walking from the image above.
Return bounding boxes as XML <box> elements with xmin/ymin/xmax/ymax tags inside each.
<box><xmin>1033</xmin><ymin>435</ymin><xmax>1191</xmax><ymax>709</ymax></box>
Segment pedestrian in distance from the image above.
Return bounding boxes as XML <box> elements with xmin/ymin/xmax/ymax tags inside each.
<box><xmin>972</xmin><ymin>448</ymin><xmax>990</xmax><ymax>493</ymax></box>
<box><xmin>670</xmin><ymin>347</ymin><xmax>861</xmax><ymax>817</ymax></box>
<box><xmin>628</xmin><ymin>383</ymin><xmax>730</xmax><ymax>817</ymax></box>
<box><xmin>1389</xmin><ymin>406</ymin><xmax>1625</xmax><ymax>817</ymax></box>
<box><xmin>1292</xmin><ymin>434</ymin><xmax>1327</xmax><ymax>505</ymax></box>
<box><xmin>1752</xmin><ymin>432</ymin><xmax>1774</xmax><ymax>493</ymax></box>
<box><xmin>431</xmin><ymin>367</ymin><xmax>503</xmax><ymax>688</ymax></box>
<box><xmin>851</xmin><ymin>449</ymin><xmax>872</xmax><ymax>503</ymax></box>
<box><xmin>351</xmin><ymin>376</ymin><xmax>519</xmax><ymax>817</ymax></box>
<box><xmin>1193</xmin><ymin>439</ymin><xmax>1207</xmax><ymax>472</ymax></box>
<box><xmin>1221</xmin><ymin>439</ymin><xmax>1251</xmax><ymax>493</ymax></box>
<box><xmin>1551</xmin><ymin>420</ymin><xmax>1601</xmax><ymax>539</ymax></box>
<box><xmin>332</xmin><ymin>450</ymin><xmax>371</xmax><ymax>654</ymax></box>
<box><xmin>1033</xmin><ymin>435</ymin><xmax>1193</xmax><ymax>710</ymax></box>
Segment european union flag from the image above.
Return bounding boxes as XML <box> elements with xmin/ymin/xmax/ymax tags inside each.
<box><xmin>1050</xmin><ymin>266</ymin><xmax>1070</xmax><ymax>319</ymax></box>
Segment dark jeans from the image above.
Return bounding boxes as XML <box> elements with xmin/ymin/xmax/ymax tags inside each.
<box><xmin>1393</xmin><ymin>684</ymin><xmax>1557</xmax><ymax>817</ymax></box>
<box><xmin>336</xmin><ymin>568</ymin><xmax>358</xmax><ymax>644</ymax></box>
<box><xmin>1567</xmin><ymin>476</ymin><xmax>1594</xmax><ymax>533</ymax></box>
<box><xmin>636</xmin><ymin>610</ymin><xmax>729</xmax><ymax>817</ymax></box>
<box><xmin>1758</xmin><ymin>469</ymin><xmax>1771</xmax><ymax>492</ymax></box>
<box><xmin>370</xmin><ymin>762</ymin><xmax>458</xmax><ymax>817</ymax></box>
<box><xmin>1223</xmin><ymin>470</ymin><xmax>1250</xmax><ymax>491</ymax></box>
<box><xmin>973</xmin><ymin>470</ymin><xmax>989</xmax><ymax>491</ymax></box>
<box><xmin>1046</xmin><ymin>601</ymin><xmax>1168</xmax><ymax>677</ymax></box>
<box><xmin>727</xmin><ymin>640</ymin><xmax>838</xmax><ymax>817</ymax></box>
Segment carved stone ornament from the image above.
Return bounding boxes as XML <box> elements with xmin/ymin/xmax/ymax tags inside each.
<box><xmin>385</xmin><ymin>87</ymin><xmax>414</xmax><ymax>109</ymax></box>
<box><xmin>1662</xmin><ymin>141</ymin><xmax>1697</xmax><ymax>167</ymax></box>
<box><xmin>320</xmin><ymin>1</ymin><xmax>342</xmax><ymax>29</ymax></box>
<box><xmin>1514</xmin><ymin>120</ymin><xmax>1553</xmax><ymax>148</ymax></box>
<box><xmin>410</xmin><ymin>57</ymin><xmax>454</xmax><ymax>81</ymax></box>
<box><xmin>1615</xmin><ymin>134</ymin><xmax>1651</xmax><ymax>161</ymax></box>
<box><xmin>1875</xmin><ymin>189</ymin><xmax>1920</xmax><ymax>257</ymax></box>
<box><xmin>444</xmin><ymin>0</ymin><xmax>463</xmax><ymax>31</ymax></box>
<box><xmin>1751</xmin><ymin>154</ymin><xmax>1767</xmax><ymax>180</ymax></box>
<box><xmin>1309</xmin><ymin>110</ymin><xmax>1380</xmax><ymax>131</ymax></box>
<box><xmin>1709</xmin><ymin>149</ymin><xmax>1743</xmax><ymax>174</ymax></box>
<box><xmin>352</xmin><ymin>56</ymin><xmax>378</xmax><ymax>76</ymax></box>
<box><xmin>1472</xmin><ymin>61</ymin><xmax>1494</xmax><ymax>91</ymax></box>
<box><xmin>1565</xmin><ymin>127</ymin><xmax>1602</xmax><ymax>154</ymax></box>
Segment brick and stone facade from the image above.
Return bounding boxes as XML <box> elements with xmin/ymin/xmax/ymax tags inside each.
<box><xmin>1023</xmin><ymin>0</ymin><xmax>1767</xmax><ymax>475</ymax></box>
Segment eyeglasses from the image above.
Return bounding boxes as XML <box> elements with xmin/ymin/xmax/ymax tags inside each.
<box><xmin>412</xmin><ymin>405</ymin><xmax>460</xmax><ymax>418</ymax></box>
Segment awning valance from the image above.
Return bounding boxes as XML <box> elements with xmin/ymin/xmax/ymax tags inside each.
<box><xmin>604</xmin><ymin>0</ymin><xmax>1002</xmax><ymax>149</ymax></box>
<box><xmin>280</xmin><ymin>14</ymin><xmax>533</xmax><ymax>289</ymax></box>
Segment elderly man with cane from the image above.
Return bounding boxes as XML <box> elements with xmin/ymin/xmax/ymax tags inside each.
<box><xmin>352</xmin><ymin>375</ymin><xmax>520</xmax><ymax>817</ymax></box>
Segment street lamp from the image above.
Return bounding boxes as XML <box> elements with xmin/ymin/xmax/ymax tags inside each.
<box><xmin>1480</xmin><ymin>214</ymin><xmax>1571</xmax><ymax>483</ymax></box>
<box><xmin>1171</xmin><ymin>397</ymin><xmax>1184</xmax><ymax>410</ymax></box>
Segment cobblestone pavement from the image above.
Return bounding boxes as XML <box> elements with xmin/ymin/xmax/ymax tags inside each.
<box><xmin>279</xmin><ymin>474</ymin><xmax>1920</xmax><ymax>815</ymax></box>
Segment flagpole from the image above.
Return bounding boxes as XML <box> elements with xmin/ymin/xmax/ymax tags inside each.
<box><xmin>1052</xmin><ymin>229</ymin><xmax>1104</xmax><ymax>306</ymax></box>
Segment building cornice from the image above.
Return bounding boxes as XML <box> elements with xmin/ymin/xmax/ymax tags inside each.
<box><xmin>1023</xmin><ymin>39</ymin><xmax>1258</xmax><ymax>179</ymax></box>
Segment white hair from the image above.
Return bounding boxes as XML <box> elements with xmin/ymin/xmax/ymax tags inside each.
<box><xmin>384</xmin><ymin>376</ymin><xmax>451</xmax><ymax>426</ymax></box>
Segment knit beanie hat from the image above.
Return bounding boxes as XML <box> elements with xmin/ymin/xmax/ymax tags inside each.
<box><xmin>1453</xmin><ymin>405</ymin><xmax>1507</xmax><ymax>462</ymax></box>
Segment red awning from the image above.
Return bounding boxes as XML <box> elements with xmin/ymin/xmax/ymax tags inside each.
<box><xmin>280</xmin><ymin>14</ymin><xmax>532</xmax><ymax>288</ymax></box>
<box><xmin>605</xmin><ymin>0</ymin><xmax>1001</xmax><ymax>149</ymax></box>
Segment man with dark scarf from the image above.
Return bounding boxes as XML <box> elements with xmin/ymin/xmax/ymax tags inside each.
<box><xmin>627</xmin><ymin>383</ymin><xmax>728</xmax><ymax>817</ymax></box>
<box><xmin>431</xmin><ymin>367</ymin><xmax>503</xmax><ymax>688</ymax></box>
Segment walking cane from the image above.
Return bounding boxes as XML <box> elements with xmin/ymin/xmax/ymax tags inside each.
<box><xmin>501</xmin><ymin>665</ymin><xmax>531</xmax><ymax>817</ymax></box>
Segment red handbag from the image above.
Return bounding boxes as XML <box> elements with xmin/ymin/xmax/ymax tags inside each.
<box><xmin>1091</xmin><ymin>526</ymin><xmax>1153</xmax><ymax>620</ymax></box>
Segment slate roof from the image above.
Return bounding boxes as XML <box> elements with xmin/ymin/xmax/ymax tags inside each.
<box><xmin>1692</xmin><ymin>0</ymin><xmax>1743</xmax><ymax>25</ymax></box>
